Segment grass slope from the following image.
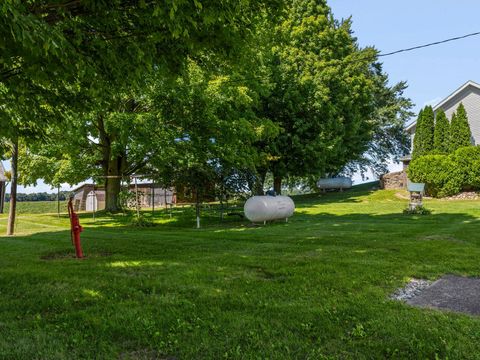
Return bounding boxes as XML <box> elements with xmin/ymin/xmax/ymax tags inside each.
<box><xmin>3</xmin><ymin>200</ymin><xmax>67</xmax><ymax>215</ymax></box>
<box><xmin>1</xmin><ymin>184</ymin><xmax>480</xmax><ymax>359</ymax></box>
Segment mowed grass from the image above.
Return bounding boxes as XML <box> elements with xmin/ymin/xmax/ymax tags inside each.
<box><xmin>1</xmin><ymin>184</ymin><xmax>480</xmax><ymax>359</ymax></box>
<box><xmin>3</xmin><ymin>200</ymin><xmax>68</xmax><ymax>215</ymax></box>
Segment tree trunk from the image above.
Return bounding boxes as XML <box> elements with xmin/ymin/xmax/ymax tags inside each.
<box><xmin>273</xmin><ymin>175</ymin><xmax>282</xmax><ymax>195</ymax></box>
<box><xmin>253</xmin><ymin>168</ymin><xmax>267</xmax><ymax>196</ymax></box>
<box><xmin>105</xmin><ymin>157</ymin><xmax>122</xmax><ymax>212</ymax></box>
<box><xmin>7</xmin><ymin>139</ymin><xmax>18</xmax><ymax>235</ymax></box>
<box><xmin>98</xmin><ymin>114</ymin><xmax>124</xmax><ymax>212</ymax></box>
<box><xmin>0</xmin><ymin>181</ymin><xmax>5</xmax><ymax>214</ymax></box>
<box><xmin>195</xmin><ymin>188</ymin><xmax>200</xmax><ymax>229</ymax></box>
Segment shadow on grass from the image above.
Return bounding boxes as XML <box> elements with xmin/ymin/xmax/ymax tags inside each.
<box><xmin>292</xmin><ymin>181</ymin><xmax>380</xmax><ymax>205</ymax></box>
<box><xmin>3</xmin><ymin>209</ymin><xmax>479</xmax><ymax>256</ymax></box>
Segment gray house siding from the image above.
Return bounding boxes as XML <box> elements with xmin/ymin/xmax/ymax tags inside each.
<box><xmin>436</xmin><ymin>85</ymin><xmax>480</xmax><ymax>145</ymax></box>
<box><xmin>407</xmin><ymin>81</ymin><xmax>480</xmax><ymax>151</ymax></box>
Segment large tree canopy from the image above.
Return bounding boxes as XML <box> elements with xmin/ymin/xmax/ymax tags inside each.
<box><xmin>8</xmin><ymin>1</ymin><xmax>413</xmax><ymax>216</ymax></box>
<box><xmin>254</xmin><ymin>0</ymin><xmax>411</xmax><ymax>193</ymax></box>
<box><xmin>19</xmin><ymin>57</ymin><xmax>278</xmax><ymax>210</ymax></box>
<box><xmin>343</xmin><ymin>72</ymin><xmax>413</xmax><ymax>178</ymax></box>
<box><xmin>3</xmin><ymin>1</ymin><xmax>282</xmax><ymax>213</ymax></box>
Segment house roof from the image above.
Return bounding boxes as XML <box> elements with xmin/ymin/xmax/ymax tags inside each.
<box><xmin>71</xmin><ymin>183</ymin><xmax>104</xmax><ymax>194</ymax></box>
<box><xmin>432</xmin><ymin>80</ymin><xmax>480</xmax><ymax>111</ymax></box>
<box><xmin>71</xmin><ymin>182</ymin><xmax>166</xmax><ymax>194</ymax></box>
<box><xmin>405</xmin><ymin>80</ymin><xmax>480</xmax><ymax>133</ymax></box>
<box><xmin>0</xmin><ymin>162</ymin><xmax>6</xmax><ymax>182</ymax></box>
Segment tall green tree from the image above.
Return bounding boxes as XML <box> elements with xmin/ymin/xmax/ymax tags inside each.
<box><xmin>149</xmin><ymin>60</ymin><xmax>278</xmax><ymax>202</ymax></box>
<box><xmin>449</xmin><ymin>103</ymin><xmax>472</xmax><ymax>152</ymax></box>
<box><xmin>433</xmin><ymin>109</ymin><xmax>450</xmax><ymax>154</ymax></box>
<box><xmin>256</xmin><ymin>0</ymin><xmax>407</xmax><ymax>193</ymax></box>
<box><xmin>343</xmin><ymin>74</ymin><xmax>413</xmax><ymax>177</ymax></box>
<box><xmin>412</xmin><ymin>106</ymin><xmax>434</xmax><ymax>159</ymax></box>
<box><xmin>20</xmin><ymin>58</ymin><xmax>277</xmax><ymax>211</ymax></box>
<box><xmin>6</xmin><ymin>1</ymin><xmax>282</xmax><ymax>212</ymax></box>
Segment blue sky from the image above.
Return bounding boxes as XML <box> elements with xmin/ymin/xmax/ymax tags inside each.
<box><xmin>4</xmin><ymin>0</ymin><xmax>480</xmax><ymax>192</ymax></box>
<box><xmin>330</xmin><ymin>0</ymin><xmax>480</xmax><ymax>113</ymax></box>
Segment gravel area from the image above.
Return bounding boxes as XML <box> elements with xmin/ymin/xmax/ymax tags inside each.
<box><xmin>390</xmin><ymin>279</ymin><xmax>433</xmax><ymax>301</ymax></box>
<box><xmin>441</xmin><ymin>192</ymin><xmax>479</xmax><ymax>200</ymax></box>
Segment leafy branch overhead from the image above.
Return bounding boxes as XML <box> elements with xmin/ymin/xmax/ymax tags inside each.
<box><xmin>2</xmin><ymin>0</ymin><xmax>413</xmax><ymax>215</ymax></box>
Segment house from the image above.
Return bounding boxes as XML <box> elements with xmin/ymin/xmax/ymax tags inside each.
<box><xmin>0</xmin><ymin>162</ymin><xmax>6</xmax><ymax>213</ymax></box>
<box><xmin>381</xmin><ymin>80</ymin><xmax>480</xmax><ymax>189</ymax></box>
<box><xmin>406</xmin><ymin>80</ymin><xmax>480</xmax><ymax>150</ymax></box>
<box><xmin>71</xmin><ymin>183</ymin><xmax>176</xmax><ymax>211</ymax></box>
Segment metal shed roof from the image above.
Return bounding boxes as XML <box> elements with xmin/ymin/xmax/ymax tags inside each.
<box><xmin>407</xmin><ymin>181</ymin><xmax>425</xmax><ymax>193</ymax></box>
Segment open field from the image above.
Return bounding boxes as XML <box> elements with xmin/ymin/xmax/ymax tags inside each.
<box><xmin>1</xmin><ymin>184</ymin><xmax>480</xmax><ymax>359</ymax></box>
<box><xmin>2</xmin><ymin>200</ymin><xmax>67</xmax><ymax>215</ymax></box>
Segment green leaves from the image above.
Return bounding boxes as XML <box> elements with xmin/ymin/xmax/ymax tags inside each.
<box><xmin>257</xmin><ymin>0</ymin><xmax>401</xmax><ymax>184</ymax></box>
<box><xmin>449</xmin><ymin>103</ymin><xmax>472</xmax><ymax>152</ymax></box>
<box><xmin>415</xmin><ymin>103</ymin><xmax>472</xmax><ymax>159</ymax></box>
<box><xmin>412</xmin><ymin>106</ymin><xmax>435</xmax><ymax>159</ymax></box>
<box><xmin>409</xmin><ymin>146</ymin><xmax>480</xmax><ymax>197</ymax></box>
<box><xmin>433</xmin><ymin>109</ymin><xmax>449</xmax><ymax>154</ymax></box>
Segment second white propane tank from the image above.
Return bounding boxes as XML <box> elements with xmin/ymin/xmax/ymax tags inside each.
<box><xmin>244</xmin><ymin>195</ymin><xmax>295</xmax><ymax>223</ymax></box>
<box><xmin>317</xmin><ymin>177</ymin><xmax>352</xmax><ymax>190</ymax></box>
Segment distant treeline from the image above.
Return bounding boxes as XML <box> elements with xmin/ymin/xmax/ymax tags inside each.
<box><xmin>4</xmin><ymin>191</ymin><xmax>72</xmax><ymax>202</ymax></box>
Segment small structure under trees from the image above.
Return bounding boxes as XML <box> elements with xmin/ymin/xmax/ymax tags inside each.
<box><xmin>407</xmin><ymin>181</ymin><xmax>425</xmax><ymax>210</ymax></box>
<box><xmin>0</xmin><ymin>162</ymin><xmax>6</xmax><ymax>213</ymax></box>
<box><xmin>72</xmin><ymin>183</ymin><xmax>176</xmax><ymax>212</ymax></box>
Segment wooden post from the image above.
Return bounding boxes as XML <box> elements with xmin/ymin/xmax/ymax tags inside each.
<box><xmin>195</xmin><ymin>188</ymin><xmax>200</xmax><ymax>229</ymax></box>
<box><xmin>57</xmin><ymin>185</ymin><xmax>60</xmax><ymax>218</ymax></box>
<box><xmin>151</xmin><ymin>183</ymin><xmax>155</xmax><ymax>215</ymax></box>
<box><xmin>0</xmin><ymin>180</ymin><xmax>5</xmax><ymax>214</ymax></box>
<box><xmin>134</xmin><ymin>176</ymin><xmax>140</xmax><ymax>219</ymax></box>
<box><xmin>220</xmin><ymin>195</ymin><xmax>224</xmax><ymax>221</ymax></box>
<box><xmin>92</xmin><ymin>179</ymin><xmax>96</xmax><ymax>222</ymax></box>
<box><xmin>7</xmin><ymin>138</ymin><xmax>18</xmax><ymax>236</ymax></box>
<box><xmin>164</xmin><ymin>188</ymin><xmax>167</xmax><ymax>211</ymax></box>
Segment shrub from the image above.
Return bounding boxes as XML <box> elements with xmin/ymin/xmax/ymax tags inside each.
<box><xmin>129</xmin><ymin>214</ymin><xmax>156</xmax><ymax>227</ymax></box>
<box><xmin>403</xmin><ymin>206</ymin><xmax>431</xmax><ymax>215</ymax></box>
<box><xmin>450</xmin><ymin>103</ymin><xmax>472</xmax><ymax>152</ymax></box>
<box><xmin>408</xmin><ymin>155</ymin><xmax>461</xmax><ymax>197</ymax></box>
<box><xmin>408</xmin><ymin>146</ymin><xmax>480</xmax><ymax>197</ymax></box>
<box><xmin>450</xmin><ymin>146</ymin><xmax>480</xmax><ymax>189</ymax></box>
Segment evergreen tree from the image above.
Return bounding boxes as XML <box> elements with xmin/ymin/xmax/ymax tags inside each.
<box><xmin>412</xmin><ymin>106</ymin><xmax>434</xmax><ymax>158</ymax></box>
<box><xmin>449</xmin><ymin>104</ymin><xmax>472</xmax><ymax>152</ymax></box>
<box><xmin>454</xmin><ymin>103</ymin><xmax>472</xmax><ymax>150</ymax></box>
<box><xmin>433</xmin><ymin>109</ymin><xmax>449</xmax><ymax>154</ymax></box>
<box><xmin>449</xmin><ymin>112</ymin><xmax>459</xmax><ymax>152</ymax></box>
<box><xmin>412</xmin><ymin>109</ymin><xmax>423</xmax><ymax>159</ymax></box>
<box><xmin>423</xmin><ymin>106</ymin><xmax>435</xmax><ymax>152</ymax></box>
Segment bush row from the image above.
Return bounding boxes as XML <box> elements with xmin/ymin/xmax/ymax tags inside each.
<box><xmin>408</xmin><ymin>146</ymin><xmax>480</xmax><ymax>197</ymax></box>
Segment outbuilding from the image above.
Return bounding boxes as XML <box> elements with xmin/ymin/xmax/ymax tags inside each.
<box><xmin>0</xmin><ymin>162</ymin><xmax>6</xmax><ymax>213</ymax></box>
<box><xmin>71</xmin><ymin>183</ymin><xmax>176</xmax><ymax>211</ymax></box>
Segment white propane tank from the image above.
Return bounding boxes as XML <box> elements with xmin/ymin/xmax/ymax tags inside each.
<box><xmin>244</xmin><ymin>195</ymin><xmax>295</xmax><ymax>223</ymax></box>
<box><xmin>317</xmin><ymin>177</ymin><xmax>352</xmax><ymax>191</ymax></box>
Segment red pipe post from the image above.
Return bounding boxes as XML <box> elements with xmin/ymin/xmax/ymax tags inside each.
<box><xmin>68</xmin><ymin>197</ymin><xmax>84</xmax><ymax>258</ymax></box>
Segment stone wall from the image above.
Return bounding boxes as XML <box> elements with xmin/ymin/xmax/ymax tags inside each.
<box><xmin>380</xmin><ymin>171</ymin><xmax>407</xmax><ymax>190</ymax></box>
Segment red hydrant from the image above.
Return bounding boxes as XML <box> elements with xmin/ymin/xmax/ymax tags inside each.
<box><xmin>68</xmin><ymin>197</ymin><xmax>84</xmax><ymax>258</ymax></box>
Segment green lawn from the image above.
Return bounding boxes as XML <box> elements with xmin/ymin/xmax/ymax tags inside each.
<box><xmin>3</xmin><ymin>200</ymin><xmax>67</xmax><ymax>215</ymax></box>
<box><xmin>1</xmin><ymin>184</ymin><xmax>480</xmax><ymax>359</ymax></box>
